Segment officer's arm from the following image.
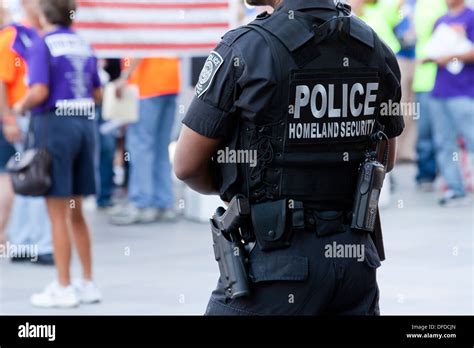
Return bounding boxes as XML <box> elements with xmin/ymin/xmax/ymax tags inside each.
<box><xmin>174</xmin><ymin>125</ymin><xmax>220</xmax><ymax>195</ymax></box>
<box><xmin>175</xmin><ymin>41</ymin><xmax>245</xmax><ymax>194</ymax></box>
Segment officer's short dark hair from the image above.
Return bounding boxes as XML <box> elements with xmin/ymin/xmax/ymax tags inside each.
<box><xmin>39</xmin><ymin>0</ymin><xmax>76</xmax><ymax>27</ymax></box>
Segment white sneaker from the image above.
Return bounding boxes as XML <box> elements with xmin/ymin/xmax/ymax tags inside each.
<box><xmin>106</xmin><ymin>202</ymin><xmax>133</xmax><ymax>217</ymax></box>
<box><xmin>31</xmin><ymin>281</ymin><xmax>80</xmax><ymax>308</ymax></box>
<box><xmin>157</xmin><ymin>208</ymin><xmax>177</xmax><ymax>222</ymax></box>
<box><xmin>439</xmin><ymin>191</ymin><xmax>471</xmax><ymax>207</ymax></box>
<box><xmin>109</xmin><ymin>205</ymin><xmax>159</xmax><ymax>225</ymax></box>
<box><xmin>73</xmin><ymin>279</ymin><xmax>102</xmax><ymax>304</ymax></box>
<box><xmin>140</xmin><ymin>208</ymin><xmax>159</xmax><ymax>224</ymax></box>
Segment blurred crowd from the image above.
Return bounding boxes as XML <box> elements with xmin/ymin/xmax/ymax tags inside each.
<box><xmin>0</xmin><ymin>0</ymin><xmax>180</xmax><ymax>307</ymax></box>
<box><xmin>0</xmin><ymin>0</ymin><xmax>472</xmax><ymax>308</ymax></box>
<box><xmin>353</xmin><ymin>0</ymin><xmax>474</xmax><ymax>207</ymax></box>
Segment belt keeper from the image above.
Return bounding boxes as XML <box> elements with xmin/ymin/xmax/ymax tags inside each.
<box><xmin>291</xmin><ymin>201</ymin><xmax>305</xmax><ymax>230</ymax></box>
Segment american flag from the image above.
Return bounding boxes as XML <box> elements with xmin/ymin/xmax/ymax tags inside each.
<box><xmin>75</xmin><ymin>0</ymin><xmax>235</xmax><ymax>58</ymax></box>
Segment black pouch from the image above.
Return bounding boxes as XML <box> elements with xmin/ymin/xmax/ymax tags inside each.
<box><xmin>6</xmin><ymin>115</ymin><xmax>52</xmax><ymax>197</ymax></box>
<box><xmin>314</xmin><ymin>211</ymin><xmax>346</xmax><ymax>237</ymax></box>
<box><xmin>250</xmin><ymin>199</ymin><xmax>291</xmax><ymax>251</ymax></box>
<box><xmin>6</xmin><ymin>149</ymin><xmax>52</xmax><ymax>197</ymax></box>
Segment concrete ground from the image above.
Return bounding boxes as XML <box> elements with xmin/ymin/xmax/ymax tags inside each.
<box><xmin>0</xmin><ymin>164</ymin><xmax>472</xmax><ymax>315</ymax></box>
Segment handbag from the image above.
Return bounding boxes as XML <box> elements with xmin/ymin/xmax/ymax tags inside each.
<box><xmin>6</xmin><ymin>116</ymin><xmax>52</xmax><ymax>197</ymax></box>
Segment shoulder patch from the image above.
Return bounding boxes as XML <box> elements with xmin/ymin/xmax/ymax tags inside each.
<box><xmin>196</xmin><ymin>51</ymin><xmax>224</xmax><ymax>98</ymax></box>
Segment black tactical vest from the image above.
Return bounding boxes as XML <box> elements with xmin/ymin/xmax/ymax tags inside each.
<box><xmin>217</xmin><ymin>4</ymin><xmax>394</xmax><ymax>211</ymax></box>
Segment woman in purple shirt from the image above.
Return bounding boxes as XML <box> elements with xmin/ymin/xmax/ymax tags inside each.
<box><xmin>429</xmin><ymin>0</ymin><xmax>474</xmax><ymax>206</ymax></box>
<box><xmin>13</xmin><ymin>0</ymin><xmax>103</xmax><ymax>308</ymax></box>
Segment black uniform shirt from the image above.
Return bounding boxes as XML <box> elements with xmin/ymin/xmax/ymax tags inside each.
<box><xmin>183</xmin><ymin>0</ymin><xmax>405</xmax><ymax>141</ymax></box>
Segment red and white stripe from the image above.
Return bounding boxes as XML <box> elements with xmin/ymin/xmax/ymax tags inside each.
<box><xmin>75</xmin><ymin>0</ymin><xmax>234</xmax><ymax>58</ymax></box>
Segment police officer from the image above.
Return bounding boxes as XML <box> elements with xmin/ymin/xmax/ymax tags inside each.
<box><xmin>174</xmin><ymin>0</ymin><xmax>404</xmax><ymax>315</ymax></box>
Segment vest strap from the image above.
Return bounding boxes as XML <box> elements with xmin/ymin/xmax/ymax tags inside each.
<box><xmin>248</xmin><ymin>11</ymin><xmax>314</xmax><ymax>52</ymax></box>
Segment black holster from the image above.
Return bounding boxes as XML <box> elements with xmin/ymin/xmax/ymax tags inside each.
<box><xmin>210</xmin><ymin>196</ymin><xmax>251</xmax><ymax>299</ymax></box>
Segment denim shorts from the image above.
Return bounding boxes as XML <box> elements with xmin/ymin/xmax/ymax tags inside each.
<box><xmin>0</xmin><ymin>126</ymin><xmax>16</xmax><ymax>173</ymax></box>
<box><xmin>31</xmin><ymin>112</ymin><xmax>97</xmax><ymax>197</ymax></box>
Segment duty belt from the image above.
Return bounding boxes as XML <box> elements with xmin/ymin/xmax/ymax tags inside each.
<box><xmin>290</xmin><ymin>201</ymin><xmax>353</xmax><ymax>236</ymax></box>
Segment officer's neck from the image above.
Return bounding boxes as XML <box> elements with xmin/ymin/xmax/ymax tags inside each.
<box><xmin>268</xmin><ymin>0</ymin><xmax>284</xmax><ymax>9</ymax></box>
